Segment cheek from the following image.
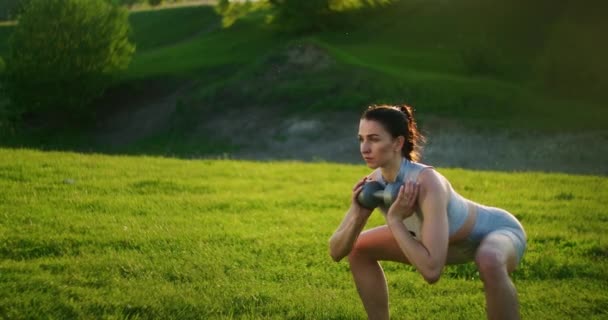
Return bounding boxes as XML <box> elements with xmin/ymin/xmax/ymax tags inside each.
<box><xmin>373</xmin><ymin>141</ymin><xmax>393</xmax><ymax>155</ymax></box>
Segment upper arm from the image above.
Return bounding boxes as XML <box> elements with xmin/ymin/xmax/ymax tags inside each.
<box><xmin>417</xmin><ymin>169</ymin><xmax>450</xmax><ymax>265</ymax></box>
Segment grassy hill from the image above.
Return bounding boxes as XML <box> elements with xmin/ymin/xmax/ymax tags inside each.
<box><xmin>0</xmin><ymin>0</ymin><xmax>606</xmax><ymax>155</ymax></box>
<box><xmin>118</xmin><ymin>0</ymin><xmax>607</xmax><ymax>130</ymax></box>
<box><xmin>1</xmin><ymin>148</ymin><xmax>607</xmax><ymax>318</ymax></box>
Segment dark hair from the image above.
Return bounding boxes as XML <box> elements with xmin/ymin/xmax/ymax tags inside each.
<box><xmin>361</xmin><ymin>104</ymin><xmax>426</xmax><ymax>162</ymax></box>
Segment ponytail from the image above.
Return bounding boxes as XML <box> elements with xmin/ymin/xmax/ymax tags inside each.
<box><xmin>397</xmin><ymin>104</ymin><xmax>425</xmax><ymax>162</ymax></box>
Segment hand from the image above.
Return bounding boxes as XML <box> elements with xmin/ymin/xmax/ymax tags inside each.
<box><xmin>351</xmin><ymin>176</ymin><xmax>374</xmax><ymax>217</ymax></box>
<box><xmin>387</xmin><ymin>181</ymin><xmax>420</xmax><ymax>222</ymax></box>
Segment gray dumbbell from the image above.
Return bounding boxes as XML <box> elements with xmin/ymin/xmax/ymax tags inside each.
<box><xmin>356</xmin><ymin>180</ymin><xmax>404</xmax><ymax>209</ymax></box>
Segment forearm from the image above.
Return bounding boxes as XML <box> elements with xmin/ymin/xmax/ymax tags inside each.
<box><xmin>329</xmin><ymin>207</ymin><xmax>369</xmax><ymax>262</ymax></box>
<box><xmin>387</xmin><ymin>218</ymin><xmax>443</xmax><ymax>283</ymax></box>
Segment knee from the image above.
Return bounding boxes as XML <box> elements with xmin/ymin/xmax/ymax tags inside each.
<box><xmin>348</xmin><ymin>239</ymin><xmax>373</xmax><ymax>265</ymax></box>
<box><xmin>475</xmin><ymin>249</ymin><xmax>508</xmax><ymax>282</ymax></box>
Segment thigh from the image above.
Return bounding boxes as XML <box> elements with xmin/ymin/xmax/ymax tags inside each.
<box><xmin>355</xmin><ymin>225</ymin><xmax>475</xmax><ymax>265</ymax></box>
<box><xmin>353</xmin><ymin>225</ymin><xmax>410</xmax><ymax>264</ymax></box>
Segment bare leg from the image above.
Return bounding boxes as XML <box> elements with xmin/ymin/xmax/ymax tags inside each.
<box><xmin>348</xmin><ymin>225</ymin><xmax>409</xmax><ymax>320</ymax></box>
<box><xmin>475</xmin><ymin>232</ymin><xmax>521</xmax><ymax>320</ymax></box>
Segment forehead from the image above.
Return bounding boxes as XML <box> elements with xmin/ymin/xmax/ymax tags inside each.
<box><xmin>358</xmin><ymin>119</ymin><xmax>388</xmax><ymax>135</ymax></box>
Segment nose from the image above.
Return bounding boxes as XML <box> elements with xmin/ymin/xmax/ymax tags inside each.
<box><xmin>360</xmin><ymin>141</ymin><xmax>371</xmax><ymax>154</ymax></box>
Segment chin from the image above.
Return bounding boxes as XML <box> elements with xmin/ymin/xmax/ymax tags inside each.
<box><xmin>363</xmin><ymin>160</ymin><xmax>380</xmax><ymax>169</ymax></box>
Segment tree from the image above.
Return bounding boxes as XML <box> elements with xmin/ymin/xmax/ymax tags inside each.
<box><xmin>3</xmin><ymin>0</ymin><xmax>135</xmax><ymax>124</ymax></box>
<box><xmin>0</xmin><ymin>0</ymin><xmax>29</xmax><ymax>20</ymax></box>
<box><xmin>147</xmin><ymin>0</ymin><xmax>163</xmax><ymax>7</ymax></box>
<box><xmin>267</xmin><ymin>0</ymin><xmax>394</xmax><ymax>33</ymax></box>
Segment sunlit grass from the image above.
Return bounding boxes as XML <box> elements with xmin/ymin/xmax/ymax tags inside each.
<box><xmin>1</xmin><ymin>148</ymin><xmax>607</xmax><ymax>319</ymax></box>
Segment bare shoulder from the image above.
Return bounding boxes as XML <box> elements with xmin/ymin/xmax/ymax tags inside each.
<box><xmin>417</xmin><ymin>167</ymin><xmax>450</xmax><ymax>196</ymax></box>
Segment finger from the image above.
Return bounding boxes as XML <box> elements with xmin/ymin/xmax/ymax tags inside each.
<box><xmin>353</xmin><ymin>184</ymin><xmax>364</xmax><ymax>196</ymax></box>
<box><xmin>400</xmin><ymin>183</ymin><xmax>406</xmax><ymax>200</ymax></box>
<box><xmin>405</xmin><ymin>181</ymin><xmax>413</xmax><ymax>198</ymax></box>
<box><xmin>411</xmin><ymin>183</ymin><xmax>420</xmax><ymax>205</ymax></box>
<box><xmin>353</xmin><ymin>177</ymin><xmax>366</xmax><ymax>191</ymax></box>
<box><xmin>401</xmin><ymin>185</ymin><xmax>409</xmax><ymax>205</ymax></box>
<box><xmin>408</xmin><ymin>184</ymin><xmax>417</xmax><ymax>206</ymax></box>
<box><xmin>404</xmin><ymin>182</ymin><xmax>410</xmax><ymax>196</ymax></box>
<box><xmin>397</xmin><ymin>184</ymin><xmax>405</xmax><ymax>201</ymax></box>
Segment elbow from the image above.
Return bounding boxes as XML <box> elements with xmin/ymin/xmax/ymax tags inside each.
<box><xmin>421</xmin><ymin>258</ymin><xmax>445</xmax><ymax>284</ymax></box>
<box><xmin>422</xmin><ymin>267</ymin><xmax>442</xmax><ymax>284</ymax></box>
<box><xmin>329</xmin><ymin>251</ymin><xmax>343</xmax><ymax>262</ymax></box>
<box><xmin>328</xmin><ymin>244</ymin><xmax>347</xmax><ymax>262</ymax></box>
<box><xmin>423</xmin><ymin>272</ymin><xmax>441</xmax><ymax>284</ymax></box>
<box><xmin>328</xmin><ymin>240</ymin><xmax>346</xmax><ymax>262</ymax></box>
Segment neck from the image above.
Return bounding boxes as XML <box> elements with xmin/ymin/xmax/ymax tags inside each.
<box><xmin>381</xmin><ymin>156</ymin><xmax>405</xmax><ymax>183</ymax></box>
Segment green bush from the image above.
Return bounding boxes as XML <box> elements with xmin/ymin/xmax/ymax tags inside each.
<box><xmin>214</xmin><ymin>0</ymin><xmax>394</xmax><ymax>32</ymax></box>
<box><xmin>267</xmin><ymin>0</ymin><xmax>394</xmax><ymax>33</ymax></box>
<box><xmin>3</xmin><ymin>0</ymin><xmax>135</xmax><ymax>124</ymax></box>
<box><xmin>114</xmin><ymin>0</ymin><xmax>139</xmax><ymax>8</ymax></box>
<box><xmin>215</xmin><ymin>0</ymin><xmax>267</xmax><ymax>27</ymax></box>
<box><xmin>107</xmin><ymin>0</ymin><xmax>190</xmax><ymax>8</ymax></box>
<box><xmin>0</xmin><ymin>0</ymin><xmax>30</xmax><ymax>20</ymax></box>
<box><xmin>147</xmin><ymin>0</ymin><xmax>163</xmax><ymax>6</ymax></box>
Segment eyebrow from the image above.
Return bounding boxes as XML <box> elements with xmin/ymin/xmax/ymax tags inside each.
<box><xmin>358</xmin><ymin>133</ymin><xmax>381</xmax><ymax>138</ymax></box>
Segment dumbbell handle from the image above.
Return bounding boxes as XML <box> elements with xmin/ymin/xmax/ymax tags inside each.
<box><xmin>373</xmin><ymin>182</ymin><xmax>403</xmax><ymax>207</ymax></box>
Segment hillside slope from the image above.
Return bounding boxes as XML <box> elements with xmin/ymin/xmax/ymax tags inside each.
<box><xmin>0</xmin><ymin>1</ymin><xmax>606</xmax><ymax>173</ymax></box>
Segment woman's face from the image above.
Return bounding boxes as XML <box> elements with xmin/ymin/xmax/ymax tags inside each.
<box><xmin>358</xmin><ymin>119</ymin><xmax>402</xmax><ymax>169</ymax></box>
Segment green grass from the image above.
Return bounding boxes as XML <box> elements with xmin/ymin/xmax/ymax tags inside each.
<box><xmin>1</xmin><ymin>148</ymin><xmax>607</xmax><ymax>319</ymax></box>
<box><xmin>124</xmin><ymin>17</ymin><xmax>278</xmax><ymax>80</ymax></box>
<box><xmin>128</xmin><ymin>5</ymin><xmax>220</xmax><ymax>52</ymax></box>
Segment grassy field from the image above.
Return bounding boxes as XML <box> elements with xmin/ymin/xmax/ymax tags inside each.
<box><xmin>1</xmin><ymin>148</ymin><xmax>607</xmax><ymax>319</ymax></box>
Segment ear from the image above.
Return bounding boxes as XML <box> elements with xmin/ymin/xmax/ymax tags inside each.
<box><xmin>394</xmin><ymin>136</ymin><xmax>405</xmax><ymax>152</ymax></box>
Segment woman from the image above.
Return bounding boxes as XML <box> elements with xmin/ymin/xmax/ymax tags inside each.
<box><xmin>329</xmin><ymin>105</ymin><xmax>526</xmax><ymax>320</ymax></box>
